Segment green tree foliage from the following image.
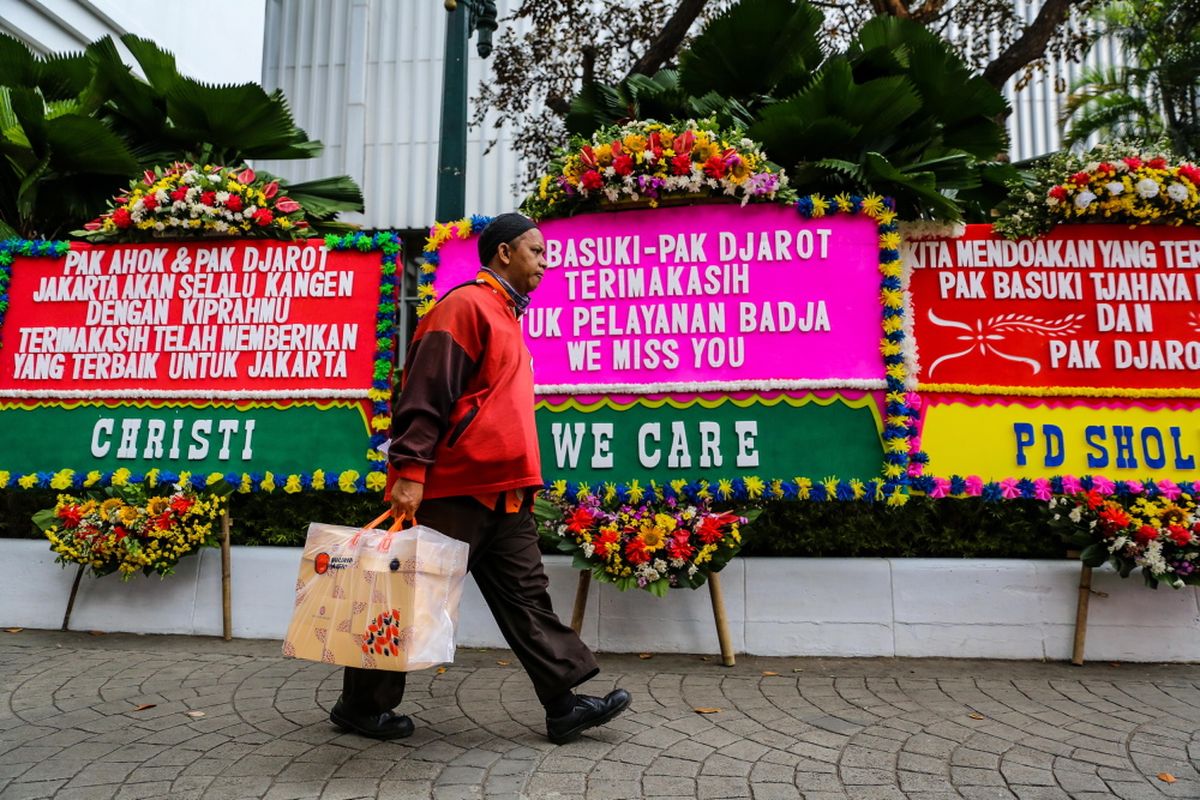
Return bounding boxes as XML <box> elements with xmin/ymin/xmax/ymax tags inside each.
<box><xmin>0</xmin><ymin>34</ymin><xmax>363</xmax><ymax>239</ymax></box>
<box><xmin>1063</xmin><ymin>0</ymin><xmax>1200</xmax><ymax>156</ymax></box>
<box><xmin>565</xmin><ymin>0</ymin><xmax>1017</xmax><ymax>220</ymax></box>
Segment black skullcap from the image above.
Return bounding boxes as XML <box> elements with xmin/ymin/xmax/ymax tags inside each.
<box><xmin>478</xmin><ymin>213</ymin><xmax>538</xmax><ymax>266</ymax></box>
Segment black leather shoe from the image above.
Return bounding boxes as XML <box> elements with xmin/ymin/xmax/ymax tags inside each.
<box><xmin>330</xmin><ymin>699</ymin><xmax>414</xmax><ymax>740</ymax></box>
<box><xmin>546</xmin><ymin>689</ymin><xmax>632</xmax><ymax>744</ymax></box>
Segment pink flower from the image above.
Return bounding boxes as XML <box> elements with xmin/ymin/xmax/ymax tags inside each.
<box><xmin>1158</xmin><ymin>479</ymin><xmax>1182</xmax><ymax>500</ymax></box>
<box><xmin>1033</xmin><ymin>478</ymin><xmax>1052</xmax><ymax>501</ymax></box>
<box><xmin>999</xmin><ymin>477</ymin><xmax>1021</xmax><ymax>499</ymax></box>
<box><xmin>908</xmin><ymin>435</ymin><xmax>922</xmax><ymax>452</ymax></box>
<box><xmin>1125</xmin><ymin>479</ymin><xmax>1144</xmax><ymax>495</ymax></box>
<box><xmin>930</xmin><ymin>477</ymin><xmax>950</xmax><ymax>499</ymax></box>
<box><xmin>143</xmin><ymin>169</ymin><xmax>156</xmax><ymax>185</ymax></box>
<box><xmin>907</xmin><ymin>462</ymin><xmax>924</xmax><ymax>478</ymax></box>
<box><xmin>1061</xmin><ymin>475</ymin><xmax>1082</xmax><ymax>495</ymax></box>
<box><xmin>84</xmin><ymin>220</ymin><xmax>102</xmax><ymax>231</ymax></box>
<box><xmin>263</xmin><ymin>181</ymin><xmax>279</xmax><ymax>199</ymax></box>
<box><xmin>905</xmin><ymin>392</ymin><xmax>923</xmax><ymax>411</ymax></box>
<box><xmin>274</xmin><ymin>197</ymin><xmax>301</xmax><ymax>213</ymax></box>
<box><xmin>964</xmin><ymin>476</ymin><xmax>984</xmax><ymax>496</ymax></box>
<box><xmin>1091</xmin><ymin>476</ymin><xmax>1115</xmax><ymax>495</ymax></box>
<box><xmin>236</xmin><ymin>167</ymin><xmax>256</xmax><ymax>185</ymax></box>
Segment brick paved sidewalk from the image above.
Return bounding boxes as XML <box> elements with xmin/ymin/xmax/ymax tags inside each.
<box><xmin>1</xmin><ymin>631</ymin><xmax>1197</xmax><ymax>800</ymax></box>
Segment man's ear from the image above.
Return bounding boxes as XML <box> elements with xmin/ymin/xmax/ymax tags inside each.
<box><xmin>495</xmin><ymin>241</ymin><xmax>511</xmax><ymax>267</ymax></box>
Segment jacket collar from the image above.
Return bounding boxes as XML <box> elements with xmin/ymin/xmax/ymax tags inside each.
<box><xmin>476</xmin><ymin>267</ymin><xmax>531</xmax><ymax>318</ymax></box>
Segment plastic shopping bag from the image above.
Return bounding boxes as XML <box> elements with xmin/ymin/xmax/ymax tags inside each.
<box><xmin>282</xmin><ymin>512</ymin><xmax>469</xmax><ymax>671</ymax></box>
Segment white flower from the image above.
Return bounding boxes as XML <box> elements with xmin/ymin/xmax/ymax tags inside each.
<box><xmin>687</xmin><ymin>564</ymin><xmax>698</xmax><ymax>577</ymax></box>
<box><xmin>209</xmin><ymin>174</ymin><xmax>222</xmax><ymax>184</ymax></box>
<box><xmin>182</xmin><ymin>170</ymin><xmax>198</xmax><ymax>184</ymax></box>
<box><xmin>1167</xmin><ymin>182</ymin><xmax>1188</xmax><ymax>202</ymax></box>
<box><xmin>1074</xmin><ymin>191</ymin><xmax>1096</xmax><ymax>209</ymax></box>
<box><xmin>153</xmin><ymin>221</ymin><xmax>165</xmax><ymax>231</ymax></box>
<box><xmin>1136</xmin><ymin>178</ymin><xmax>1160</xmax><ymax>198</ymax></box>
<box><xmin>581</xmin><ymin>542</ymin><xmax>595</xmax><ymax>558</ymax></box>
<box><xmin>1105</xmin><ymin>181</ymin><xmax>1124</xmax><ymax>195</ymax></box>
<box><xmin>215</xmin><ymin>191</ymin><xmax>230</xmax><ymax>203</ymax></box>
<box><xmin>653</xmin><ymin>558</ymin><xmax>667</xmax><ymax>572</ymax></box>
<box><xmin>1069</xmin><ymin>506</ymin><xmax>1083</xmax><ymax>523</ymax></box>
<box><xmin>1114</xmin><ymin>160</ymin><xmax>1129</xmax><ymax>172</ymax></box>
<box><xmin>1084</xmin><ymin>161</ymin><xmax>1100</xmax><ymax>173</ymax></box>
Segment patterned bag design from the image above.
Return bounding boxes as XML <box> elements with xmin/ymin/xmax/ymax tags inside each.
<box><xmin>281</xmin><ymin>518</ymin><xmax>468</xmax><ymax>671</ymax></box>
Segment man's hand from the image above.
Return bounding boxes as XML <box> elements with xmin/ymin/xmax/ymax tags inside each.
<box><xmin>390</xmin><ymin>477</ymin><xmax>424</xmax><ymax>522</ymax></box>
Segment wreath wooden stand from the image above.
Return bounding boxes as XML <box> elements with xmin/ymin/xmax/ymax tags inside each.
<box><xmin>569</xmin><ymin>569</ymin><xmax>736</xmax><ymax>666</ymax></box>
<box><xmin>59</xmin><ymin>509</ymin><xmax>234</xmax><ymax>641</ymax></box>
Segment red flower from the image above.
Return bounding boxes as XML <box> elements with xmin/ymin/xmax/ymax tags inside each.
<box><xmin>200</xmin><ymin>191</ymin><xmax>216</xmax><ymax>206</ymax></box>
<box><xmin>225</xmin><ymin>194</ymin><xmax>244</xmax><ymax>212</ymax></box>
<box><xmin>670</xmin><ymin>154</ymin><xmax>692</xmax><ymax>176</ymax></box>
<box><xmin>1047</xmin><ymin>185</ymin><xmax>1068</xmax><ymax>201</ymax></box>
<box><xmin>566</xmin><ymin>507</ymin><xmax>596</xmax><ymax>534</ymax></box>
<box><xmin>703</xmin><ymin>155</ymin><xmax>727</xmax><ymax>179</ymax></box>
<box><xmin>263</xmin><ymin>181</ymin><xmax>280</xmax><ymax>199</ymax></box>
<box><xmin>154</xmin><ymin>512</ymin><xmax>173</xmax><ymax>532</ymax></box>
<box><xmin>581</xmin><ymin>170</ymin><xmax>604</xmax><ymax>191</ymax></box>
<box><xmin>612</xmin><ymin>155</ymin><xmax>634</xmax><ymax>177</ymax></box>
<box><xmin>83</xmin><ymin>220</ymin><xmax>102</xmax><ymax>231</ymax></box>
<box><xmin>1178</xmin><ymin>164</ymin><xmax>1200</xmax><ymax>185</ymax></box>
<box><xmin>1084</xmin><ymin>490</ymin><xmax>1104</xmax><ymax>510</ymax></box>
<box><xmin>1098</xmin><ymin>506</ymin><xmax>1131</xmax><ymax>533</ymax></box>
<box><xmin>274</xmin><ymin>197</ymin><xmax>301</xmax><ymax>214</ymax></box>
<box><xmin>113</xmin><ymin>526</ymin><xmax>128</xmax><ymax>542</ymax></box>
<box><xmin>696</xmin><ymin>516</ymin><xmax>726</xmax><ymax>545</ymax></box>
<box><xmin>236</xmin><ymin>167</ymin><xmax>256</xmax><ymax>185</ymax></box>
<box><xmin>112</xmin><ymin>208</ymin><xmax>132</xmax><ymax>229</ymax></box>
<box><xmin>673</xmin><ymin>130</ymin><xmax>695</xmax><ymax>154</ymax></box>
<box><xmin>1147</xmin><ymin>157</ymin><xmax>1167</xmax><ymax>170</ymax></box>
<box><xmin>171</xmin><ymin>187</ymin><xmax>188</xmax><ymax>202</ymax></box>
<box><xmin>580</xmin><ymin>146</ymin><xmax>597</xmax><ymax>169</ymax></box>
<box><xmin>143</xmin><ymin>169</ymin><xmax>157</xmax><ymax>185</ymax></box>
<box><xmin>1123</xmin><ymin>156</ymin><xmax>1143</xmax><ymax>171</ymax></box>
<box><xmin>252</xmin><ymin>208</ymin><xmax>275</xmax><ymax>226</ymax></box>
<box><xmin>170</xmin><ymin>496</ymin><xmax>194</xmax><ymax>515</ymax></box>
<box><xmin>57</xmin><ymin>505</ymin><xmax>83</xmax><ymax>528</ymax></box>
<box><xmin>625</xmin><ymin>538</ymin><xmax>651</xmax><ymax>565</ymax></box>
<box><xmin>666</xmin><ymin>534</ymin><xmax>695</xmax><ymax>561</ymax></box>
<box><xmin>1069</xmin><ymin>171</ymin><xmax>1091</xmax><ymax>186</ymax></box>
<box><xmin>595</xmin><ymin>529</ymin><xmax>620</xmax><ymax>557</ymax></box>
<box><xmin>141</xmin><ymin>194</ymin><xmax>158</xmax><ymax>210</ymax></box>
<box><xmin>1168</xmin><ymin>525</ymin><xmax>1192</xmax><ymax>547</ymax></box>
<box><xmin>1134</xmin><ymin>524</ymin><xmax>1159</xmax><ymax>544</ymax></box>
<box><xmin>1097</xmin><ymin>162</ymin><xmax>1115</xmax><ymax>174</ymax></box>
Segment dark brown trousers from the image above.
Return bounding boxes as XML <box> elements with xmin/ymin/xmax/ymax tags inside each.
<box><xmin>340</xmin><ymin>495</ymin><xmax>598</xmax><ymax>714</ymax></box>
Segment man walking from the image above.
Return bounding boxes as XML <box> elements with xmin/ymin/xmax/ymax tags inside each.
<box><xmin>330</xmin><ymin>213</ymin><xmax>631</xmax><ymax>744</ymax></box>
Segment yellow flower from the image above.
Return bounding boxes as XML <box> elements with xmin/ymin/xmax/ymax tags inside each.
<box><xmin>717</xmin><ymin>478</ymin><xmax>734</xmax><ymax>500</ymax></box>
<box><xmin>366</xmin><ymin>472</ymin><xmax>387</xmax><ymax>491</ymax></box>
<box><xmin>311</xmin><ymin>470</ymin><xmax>326</xmax><ymax>491</ymax></box>
<box><xmin>239</xmin><ymin>473</ymin><xmax>253</xmax><ymax>494</ymax></box>
<box><xmin>206</xmin><ymin>472</ymin><xmax>224</xmax><ymax>486</ymax></box>
<box><xmin>603</xmin><ymin>482</ymin><xmax>618</xmax><ymax>504</ymax></box>
<box><xmin>810</xmin><ymin>195</ymin><xmax>830</xmax><ymax>218</ymax></box>
<box><xmin>795</xmin><ymin>477</ymin><xmax>812</xmax><ymax>500</ymax></box>
<box><xmin>593</xmin><ymin>144</ymin><xmax>613</xmax><ymax>167</ymax></box>
<box><xmin>147</xmin><ymin>496</ymin><xmax>171</xmax><ymax>515</ymax></box>
<box><xmin>744</xmin><ymin>476</ymin><xmax>765</xmax><ymax>499</ymax></box>
<box><xmin>860</xmin><ymin>194</ymin><xmax>886</xmax><ymax>217</ymax></box>
<box><xmin>338</xmin><ymin>470</ymin><xmax>360</xmax><ymax>493</ymax></box>
<box><xmin>550</xmin><ymin>479</ymin><xmax>567</xmax><ymax>499</ymax></box>
<box><xmin>371</xmin><ymin>414</ymin><xmax>390</xmax><ymax>431</ymax></box>
<box><xmin>119</xmin><ymin>505</ymin><xmax>141</xmax><ymax>525</ymax></box>
<box><xmin>833</xmin><ymin>193</ymin><xmax>853</xmax><ymax>212</ymax></box>
<box><xmin>284</xmin><ymin>475</ymin><xmax>303</xmax><ymax>494</ymax></box>
<box><xmin>626</xmin><ymin>480</ymin><xmax>644</xmax><ymax>504</ymax></box>
<box><xmin>622</xmin><ymin>134</ymin><xmax>647</xmax><ymax>153</ymax></box>
<box><xmin>84</xmin><ymin>471</ymin><xmax>102</xmax><ymax>488</ymax></box>
<box><xmin>112</xmin><ymin>468</ymin><xmax>131</xmax><ymax>487</ymax></box>
<box><xmin>50</xmin><ymin>470</ymin><xmax>74</xmax><ymax>490</ymax></box>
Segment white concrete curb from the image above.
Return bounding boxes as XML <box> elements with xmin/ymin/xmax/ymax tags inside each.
<box><xmin>2</xmin><ymin>540</ymin><xmax>1198</xmax><ymax>661</ymax></box>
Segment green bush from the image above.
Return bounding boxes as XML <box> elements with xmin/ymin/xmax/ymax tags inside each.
<box><xmin>1</xmin><ymin>489</ymin><xmax>1059</xmax><ymax>558</ymax></box>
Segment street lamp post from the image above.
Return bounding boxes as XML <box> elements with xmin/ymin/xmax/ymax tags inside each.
<box><xmin>435</xmin><ymin>0</ymin><xmax>498</xmax><ymax>223</ymax></box>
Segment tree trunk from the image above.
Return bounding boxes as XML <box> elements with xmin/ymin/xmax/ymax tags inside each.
<box><xmin>983</xmin><ymin>0</ymin><xmax>1084</xmax><ymax>89</ymax></box>
<box><xmin>627</xmin><ymin>0</ymin><xmax>712</xmax><ymax>78</ymax></box>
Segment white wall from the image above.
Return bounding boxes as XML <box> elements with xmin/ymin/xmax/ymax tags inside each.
<box><xmin>3</xmin><ymin>540</ymin><xmax>1198</xmax><ymax>662</ymax></box>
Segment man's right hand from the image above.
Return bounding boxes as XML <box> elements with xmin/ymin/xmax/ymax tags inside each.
<box><xmin>390</xmin><ymin>477</ymin><xmax>424</xmax><ymax>523</ymax></box>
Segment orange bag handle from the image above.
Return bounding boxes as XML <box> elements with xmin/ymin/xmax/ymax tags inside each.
<box><xmin>378</xmin><ymin>514</ymin><xmax>416</xmax><ymax>550</ymax></box>
<box><xmin>349</xmin><ymin>511</ymin><xmax>406</xmax><ymax>547</ymax></box>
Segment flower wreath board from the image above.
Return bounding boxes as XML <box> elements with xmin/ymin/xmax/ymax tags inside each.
<box><xmin>0</xmin><ymin>234</ymin><xmax>401</xmax><ymax>635</ymax></box>
<box><xmin>906</xmin><ymin>221</ymin><xmax>1200</xmax><ymax>662</ymax></box>
<box><xmin>426</xmin><ymin>199</ymin><xmax>915</xmax><ymax>664</ymax></box>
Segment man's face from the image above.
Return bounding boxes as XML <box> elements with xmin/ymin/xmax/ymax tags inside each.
<box><xmin>496</xmin><ymin>228</ymin><xmax>547</xmax><ymax>295</ymax></box>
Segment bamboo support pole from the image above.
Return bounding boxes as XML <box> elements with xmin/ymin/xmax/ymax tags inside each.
<box><xmin>1071</xmin><ymin>562</ymin><xmax>1093</xmax><ymax>666</ymax></box>
<box><xmin>570</xmin><ymin>570</ymin><xmax>591</xmax><ymax>636</ymax></box>
<box><xmin>221</xmin><ymin>510</ymin><xmax>232</xmax><ymax>641</ymax></box>
<box><xmin>61</xmin><ymin>563</ymin><xmax>85</xmax><ymax>632</ymax></box>
<box><xmin>707</xmin><ymin>571</ymin><xmax>735</xmax><ymax>667</ymax></box>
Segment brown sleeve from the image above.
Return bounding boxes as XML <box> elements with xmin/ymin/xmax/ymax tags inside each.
<box><xmin>388</xmin><ymin>329</ymin><xmax>477</xmax><ymax>482</ymax></box>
